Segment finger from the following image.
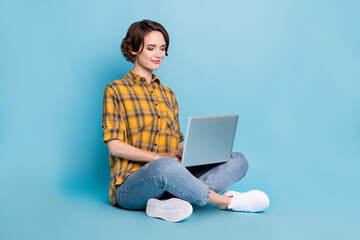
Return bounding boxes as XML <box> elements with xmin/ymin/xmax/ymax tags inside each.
<box><xmin>171</xmin><ymin>153</ymin><xmax>181</xmax><ymax>162</ymax></box>
<box><xmin>173</xmin><ymin>149</ymin><xmax>182</xmax><ymax>156</ymax></box>
<box><xmin>173</xmin><ymin>156</ymin><xmax>181</xmax><ymax>162</ymax></box>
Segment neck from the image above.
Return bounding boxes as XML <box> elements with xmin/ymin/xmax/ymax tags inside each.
<box><xmin>133</xmin><ymin>66</ymin><xmax>153</xmax><ymax>84</ymax></box>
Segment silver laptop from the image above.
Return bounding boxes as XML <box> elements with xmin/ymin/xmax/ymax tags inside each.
<box><xmin>181</xmin><ymin>115</ymin><xmax>238</xmax><ymax>167</ymax></box>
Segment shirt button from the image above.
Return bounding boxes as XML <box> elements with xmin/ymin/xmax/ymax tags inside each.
<box><xmin>156</xmin><ymin>130</ymin><xmax>159</xmax><ymax>133</ymax></box>
<box><xmin>151</xmin><ymin>91</ymin><xmax>154</xmax><ymax>94</ymax></box>
<box><xmin>155</xmin><ymin>103</ymin><xmax>158</xmax><ymax>106</ymax></box>
<box><xmin>158</xmin><ymin>116</ymin><xmax>160</xmax><ymax>119</ymax></box>
<box><xmin>154</xmin><ymin>143</ymin><xmax>157</xmax><ymax>146</ymax></box>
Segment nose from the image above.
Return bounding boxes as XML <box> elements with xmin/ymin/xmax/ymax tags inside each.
<box><xmin>155</xmin><ymin>48</ymin><xmax>163</xmax><ymax>58</ymax></box>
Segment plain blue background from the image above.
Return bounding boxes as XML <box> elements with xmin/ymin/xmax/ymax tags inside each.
<box><xmin>1</xmin><ymin>0</ymin><xmax>359</xmax><ymax>239</ymax></box>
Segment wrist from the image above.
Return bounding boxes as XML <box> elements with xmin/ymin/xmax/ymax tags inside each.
<box><xmin>151</xmin><ymin>152</ymin><xmax>160</xmax><ymax>161</ymax></box>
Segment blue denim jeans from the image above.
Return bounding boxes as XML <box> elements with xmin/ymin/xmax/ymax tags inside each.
<box><xmin>116</xmin><ymin>152</ymin><xmax>249</xmax><ymax>209</ymax></box>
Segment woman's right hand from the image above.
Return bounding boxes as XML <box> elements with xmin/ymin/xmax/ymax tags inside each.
<box><xmin>155</xmin><ymin>149</ymin><xmax>183</xmax><ymax>163</ymax></box>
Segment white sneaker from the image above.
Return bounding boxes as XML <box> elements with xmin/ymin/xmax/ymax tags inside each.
<box><xmin>223</xmin><ymin>190</ymin><xmax>270</xmax><ymax>212</ymax></box>
<box><xmin>146</xmin><ymin>198</ymin><xmax>193</xmax><ymax>222</ymax></box>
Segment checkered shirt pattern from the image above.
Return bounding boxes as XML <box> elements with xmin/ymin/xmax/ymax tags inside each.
<box><xmin>102</xmin><ymin>70</ymin><xmax>184</xmax><ymax>205</ymax></box>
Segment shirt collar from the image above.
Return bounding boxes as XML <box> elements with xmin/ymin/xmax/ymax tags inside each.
<box><xmin>126</xmin><ymin>70</ymin><xmax>161</xmax><ymax>85</ymax></box>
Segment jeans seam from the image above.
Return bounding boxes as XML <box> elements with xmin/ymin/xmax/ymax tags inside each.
<box><xmin>198</xmin><ymin>187</ymin><xmax>210</xmax><ymax>206</ymax></box>
<box><xmin>118</xmin><ymin>176</ymin><xmax>162</xmax><ymax>192</ymax></box>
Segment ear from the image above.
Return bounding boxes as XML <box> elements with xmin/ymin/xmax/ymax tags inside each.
<box><xmin>130</xmin><ymin>50</ymin><xmax>137</xmax><ymax>56</ymax></box>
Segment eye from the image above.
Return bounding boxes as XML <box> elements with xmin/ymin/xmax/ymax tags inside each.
<box><xmin>147</xmin><ymin>48</ymin><xmax>154</xmax><ymax>51</ymax></box>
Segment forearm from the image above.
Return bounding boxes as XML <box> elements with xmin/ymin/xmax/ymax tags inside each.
<box><xmin>107</xmin><ymin>139</ymin><xmax>158</xmax><ymax>163</ymax></box>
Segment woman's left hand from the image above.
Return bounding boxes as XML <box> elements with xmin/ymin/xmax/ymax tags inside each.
<box><xmin>155</xmin><ymin>149</ymin><xmax>183</xmax><ymax>162</ymax></box>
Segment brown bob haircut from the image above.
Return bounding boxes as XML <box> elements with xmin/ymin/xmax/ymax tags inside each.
<box><xmin>121</xmin><ymin>19</ymin><xmax>169</xmax><ymax>63</ymax></box>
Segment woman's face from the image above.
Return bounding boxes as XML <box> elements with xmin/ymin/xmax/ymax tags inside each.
<box><xmin>131</xmin><ymin>31</ymin><xmax>166</xmax><ymax>72</ymax></box>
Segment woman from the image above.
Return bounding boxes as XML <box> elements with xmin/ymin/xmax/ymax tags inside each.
<box><xmin>102</xmin><ymin>19</ymin><xmax>269</xmax><ymax>222</ymax></box>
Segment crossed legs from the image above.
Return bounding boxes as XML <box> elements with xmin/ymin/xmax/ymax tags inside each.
<box><xmin>116</xmin><ymin>152</ymin><xmax>248</xmax><ymax>209</ymax></box>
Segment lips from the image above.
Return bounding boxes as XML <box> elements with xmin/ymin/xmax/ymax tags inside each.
<box><xmin>151</xmin><ymin>60</ymin><xmax>161</xmax><ymax>64</ymax></box>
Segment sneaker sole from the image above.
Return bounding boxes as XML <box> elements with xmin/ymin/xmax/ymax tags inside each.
<box><xmin>146</xmin><ymin>198</ymin><xmax>193</xmax><ymax>222</ymax></box>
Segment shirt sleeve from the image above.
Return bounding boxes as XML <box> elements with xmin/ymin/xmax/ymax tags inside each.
<box><xmin>173</xmin><ymin>94</ymin><xmax>184</xmax><ymax>143</ymax></box>
<box><xmin>102</xmin><ymin>85</ymin><xmax>126</xmax><ymax>144</ymax></box>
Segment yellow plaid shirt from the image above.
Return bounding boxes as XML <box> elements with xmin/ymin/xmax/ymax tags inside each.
<box><xmin>102</xmin><ymin>70</ymin><xmax>184</xmax><ymax>205</ymax></box>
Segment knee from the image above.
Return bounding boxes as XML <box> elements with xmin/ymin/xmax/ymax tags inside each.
<box><xmin>230</xmin><ymin>152</ymin><xmax>249</xmax><ymax>176</ymax></box>
<box><xmin>148</xmin><ymin>157</ymin><xmax>182</xmax><ymax>176</ymax></box>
